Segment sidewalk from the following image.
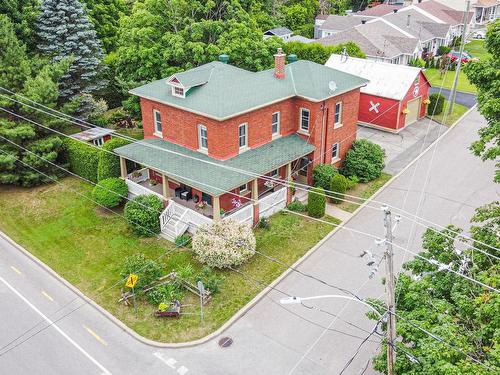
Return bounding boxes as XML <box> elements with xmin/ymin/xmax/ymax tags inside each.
<box><xmin>325</xmin><ymin>203</ymin><xmax>353</xmax><ymax>222</ymax></box>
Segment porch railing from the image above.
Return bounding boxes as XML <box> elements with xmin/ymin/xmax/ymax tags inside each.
<box><xmin>224</xmin><ymin>203</ymin><xmax>253</xmax><ymax>225</ymax></box>
<box><xmin>259</xmin><ymin>187</ymin><xmax>286</xmax><ymax>218</ymax></box>
<box><xmin>127</xmin><ymin>167</ymin><xmax>149</xmax><ymax>183</ymax></box>
<box><xmin>125</xmin><ymin>178</ymin><xmax>164</xmax><ymax>201</ymax></box>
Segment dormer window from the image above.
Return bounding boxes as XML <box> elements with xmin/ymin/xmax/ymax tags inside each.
<box><xmin>171</xmin><ymin>85</ymin><xmax>186</xmax><ymax>98</ymax></box>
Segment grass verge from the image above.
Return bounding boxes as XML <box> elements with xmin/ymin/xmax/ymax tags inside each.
<box><xmin>336</xmin><ymin>173</ymin><xmax>392</xmax><ymax>213</ymax></box>
<box><xmin>430</xmin><ymin>100</ymin><xmax>469</xmax><ymax>126</ymax></box>
<box><xmin>0</xmin><ymin>177</ymin><xmax>338</xmax><ymax>342</ymax></box>
<box><xmin>424</xmin><ymin>68</ymin><xmax>477</xmax><ymax>94</ymax></box>
<box><xmin>465</xmin><ymin>40</ymin><xmax>491</xmax><ymax>61</ymax></box>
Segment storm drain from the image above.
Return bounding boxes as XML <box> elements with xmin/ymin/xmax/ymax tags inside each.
<box><xmin>218</xmin><ymin>337</ymin><xmax>233</xmax><ymax>348</ymax></box>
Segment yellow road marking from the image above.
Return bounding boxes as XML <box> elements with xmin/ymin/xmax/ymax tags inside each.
<box><xmin>83</xmin><ymin>325</ymin><xmax>108</xmax><ymax>346</ymax></box>
<box><xmin>10</xmin><ymin>266</ymin><xmax>21</xmax><ymax>275</ymax></box>
<box><xmin>41</xmin><ymin>291</ymin><xmax>54</xmax><ymax>301</ymax></box>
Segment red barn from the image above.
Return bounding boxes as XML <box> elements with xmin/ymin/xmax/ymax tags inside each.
<box><xmin>325</xmin><ymin>54</ymin><xmax>431</xmax><ymax>132</ymax></box>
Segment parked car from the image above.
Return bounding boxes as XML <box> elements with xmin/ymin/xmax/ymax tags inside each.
<box><xmin>446</xmin><ymin>50</ymin><xmax>475</xmax><ymax>63</ymax></box>
<box><xmin>471</xmin><ymin>29</ymin><xmax>486</xmax><ymax>39</ymax></box>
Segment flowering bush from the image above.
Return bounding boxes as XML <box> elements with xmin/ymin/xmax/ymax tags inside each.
<box><xmin>192</xmin><ymin>219</ymin><xmax>256</xmax><ymax>268</ymax></box>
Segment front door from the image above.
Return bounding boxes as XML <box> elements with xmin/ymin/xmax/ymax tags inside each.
<box><xmin>296</xmin><ymin>157</ymin><xmax>309</xmax><ymax>185</ymax></box>
<box><xmin>405</xmin><ymin>97</ymin><xmax>421</xmax><ymax>127</ymax></box>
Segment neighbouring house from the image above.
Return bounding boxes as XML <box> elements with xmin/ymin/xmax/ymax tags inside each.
<box><xmin>70</xmin><ymin>127</ymin><xmax>115</xmax><ymax>146</ymax></box>
<box><xmin>114</xmin><ymin>50</ymin><xmax>368</xmax><ymax>241</ymax></box>
<box><xmin>263</xmin><ymin>27</ymin><xmax>293</xmax><ymax>41</ymax></box>
<box><xmin>472</xmin><ymin>0</ymin><xmax>499</xmax><ymax>25</ymax></box>
<box><xmin>356</xmin><ymin>4</ymin><xmax>402</xmax><ymax>17</ymax></box>
<box><xmin>325</xmin><ymin>54</ymin><xmax>430</xmax><ymax>132</ymax></box>
<box><xmin>288</xmin><ymin>35</ymin><xmax>314</xmax><ymax>43</ymax></box>
<box><xmin>315</xmin><ymin>14</ymin><xmax>367</xmax><ymax>38</ymax></box>
<box><xmin>318</xmin><ymin>19</ymin><xmax>420</xmax><ymax>65</ymax></box>
<box><xmin>314</xmin><ymin>14</ymin><xmax>329</xmax><ymax>38</ymax></box>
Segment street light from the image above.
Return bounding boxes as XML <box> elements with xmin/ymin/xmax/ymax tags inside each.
<box><xmin>279</xmin><ymin>294</ymin><xmax>383</xmax><ymax>318</ymax></box>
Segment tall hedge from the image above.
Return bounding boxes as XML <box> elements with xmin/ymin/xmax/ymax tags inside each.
<box><xmin>97</xmin><ymin>137</ymin><xmax>130</xmax><ymax>181</ymax></box>
<box><xmin>124</xmin><ymin>194</ymin><xmax>163</xmax><ymax>236</ymax></box>
<box><xmin>341</xmin><ymin>140</ymin><xmax>385</xmax><ymax>183</ymax></box>
<box><xmin>428</xmin><ymin>93</ymin><xmax>445</xmax><ymax>116</ymax></box>
<box><xmin>307</xmin><ymin>187</ymin><xmax>326</xmax><ymax>218</ymax></box>
<box><xmin>330</xmin><ymin>174</ymin><xmax>348</xmax><ymax>204</ymax></box>
<box><xmin>64</xmin><ymin>138</ymin><xmax>100</xmax><ymax>182</ymax></box>
<box><xmin>313</xmin><ymin>164</ymin><xmax>338</xmax><ymax>192</ymax></box>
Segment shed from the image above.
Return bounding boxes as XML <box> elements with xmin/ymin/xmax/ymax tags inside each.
<box><xmin>325</xmin><ymin>54</ymin><xmax>431</xmax><ymax>132</ymax></box>
<box><xmin>70</xmin><ymin>127</ymin><xmax>115</xmax><ymax>146</ymax></box>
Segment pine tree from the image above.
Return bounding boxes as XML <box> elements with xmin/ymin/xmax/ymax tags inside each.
<box><xmin>0</xmin><ymin>0</ymin><xmax>40</xmax><ymax>52</ymax></box>
<box><xmin>36</xmin><ymin>0</ymin><xmax>106</xmax><ymax>99</ymax></box>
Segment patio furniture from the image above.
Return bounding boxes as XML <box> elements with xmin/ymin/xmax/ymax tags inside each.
<box><xmin>175</xmin><ymin>186</ymin><xmax>192</xmax><ymax>201</ymax></box>
<box><xmin>180</xmin><ymin>190</ymin><xmax>192</xmax><ymax>201</ymax></box>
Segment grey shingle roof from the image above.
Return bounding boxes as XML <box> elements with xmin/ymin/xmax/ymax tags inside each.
<box><xmin>382</xmin><ymin>10</ymin><xmax>450</xmax><ymax>42</ymax></box>
<box><xmin>288</xmin><ymin>35</ymin><xmax>314</xmax><ymax>43</ymax></box>
<box><xmin>264</xmin><ymin>27</ymin><xmax>293</xmax><ymax>36</ymax></box>
<box><xmin>130</xmin><ymin>60</ymin><xmax>368</xmax><ymax>120</ymax></box>
<box><xmin>356</xmin><ymin>4</ymin><xmax>401</xmax><ymax>17</ymax></box>
<box><xmin>319</xmin><ymin>15</ymin><xmax>365</xmax><ymax>31</ymax></box>
<box><xmin>115</xmin><ymin>134</ymin><xmax>315</xmax><ymax>196</ymax></box>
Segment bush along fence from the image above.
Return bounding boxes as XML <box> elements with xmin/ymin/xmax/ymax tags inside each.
<box><xmin>63</xmin><ymin>138</ymin><xmax>101</xmax><ymax>183</ymax></box>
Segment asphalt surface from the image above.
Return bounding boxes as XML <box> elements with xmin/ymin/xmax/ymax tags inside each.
<box><xmin>0</xmin><ymin>108</ymin><xmax>498</xmax><ymax>375</ymax></box>
<box><xmin>358</xmin><ymin>118</ymin><xmax>447</xmax><ymax>175</ymax></box>
<box><xmin>429</xmin><ymin>87</ymin><xmax>477</xmax><ymax>108</ymax></box>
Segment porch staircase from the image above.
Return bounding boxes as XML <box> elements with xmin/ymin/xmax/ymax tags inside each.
<box><xmin>159</xmin><ymin>201</ymin><xmax>189</xmax><ymax>242</ymax></box>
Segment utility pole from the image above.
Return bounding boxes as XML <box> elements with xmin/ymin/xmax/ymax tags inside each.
<box><xmin>448</xmin><ymin>0</ymin><xmax>471</xmax><ymax>115</ymax></box>
<box><xmin>383</xmin><ymin>206</ymin><xmax>396</xmax><ymax>375</ymax></box>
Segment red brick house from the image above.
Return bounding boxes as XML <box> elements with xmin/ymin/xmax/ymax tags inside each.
<box><xmin>115</xmin><ymin>49</ymin><xmax>368</xmax><ymax>240</ymax></box>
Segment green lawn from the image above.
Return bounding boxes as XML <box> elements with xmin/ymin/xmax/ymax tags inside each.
<box><xmin>424</xmin><ymin>68</ymin><xmax>477</xmax><ymax>94</ymax></box>
<box><xmin>336</xmin><ymin>173</ymin><xmax>392</xmax><ymax>213</ymax></box>
<box><xmin>430</xmin><ymin>100</ymin><xmax>469</xmax><ymax>126</ymax></box>
<box><xmin>465</xmin><ymin>40</ymin><xmax>491</xmax><ymax>61</ymax></box>
<box><xmin>0</xmin><ymin>178</ymin><xmax>337</xmax><ymax>342</ymax></box>
<box><xmin>115</xmin><ymin>127</ymin><xmax>144</xmax><ymax>140</ymax></box>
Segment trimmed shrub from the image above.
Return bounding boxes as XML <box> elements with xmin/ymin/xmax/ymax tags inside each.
<box><xmin>330</xmin><ymin>174</ymin><xmax>348</xmax><ymax>204</ymax></box>
<box><xmin>124</xmin><ymin>194</ymin><xmax>163</xmax><ymax>236</ymax></box>
<box><xmin>307</xmin><ymin>187</ymin><xmax>326</xmax><ymax>218</ymax></box>
<box><xmin>92</xmin><ymin>177</ymin><xmax>128</xmax><ymax>208</ymax></box>
<box><xmin>64</xmin><ymin>138</ymin><xmax>100</xmax><ymax>182</ymax></box>
<box><xmin>287</xmin><ymin>200</ymin><xmax>308</xmax><ymax>212</ymax></box>
<box><xmin>437</xmin><ymin>45</ymin><xmax>451</xmax><ymax>56</ymax></box>
<box><xmin>175</xmin><ymin>234</ymin><xmax>191</xmax><ymax>247</ymax></box>
<box><xmin>428</xmin><ymin>93</ymin><xmax>445</xmax><ymax>116</ymax></box>
<box><xmin>120</xmin><ymin>253</ymin><xmax>162</xmax><ymax>291</ymax></box>
<box><xmin>192</xmin><ymin>219</ymin><xmax>256</xmax><ymax>269</ymax></box>
<box><xmin>341</xmin><ymin>140</ymin><xmax>385</xmax><ymax>183</ymax></box>
<box><xmin>258</xmin><ymin>217</ymin><xmax>270</xmax><ymax>229</ymax></box>
<box><xmin>313</xmin><ymin>164</ymin><xmax>338</xmax><ymax>191</ymax></box>
<box><xmin>346</xmin><ymin>175</ymin><xmax>359</xmax><ymax>190</ymax></box>
<box><xmin>97</xmin><ymin>137</ymin><xmax>131</xmax><ymax>181</ymax></box>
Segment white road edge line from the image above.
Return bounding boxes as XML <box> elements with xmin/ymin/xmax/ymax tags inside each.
<box><xmin>0</xmin><ymin>276</ymin><xmax>112</xmax><ymax>375</ymax></box>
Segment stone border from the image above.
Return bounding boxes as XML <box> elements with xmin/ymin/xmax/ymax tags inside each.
<box><xmin>0</xmin><ymin>104</ymin><xmax>477</xmax><ymax>348</ymax></box>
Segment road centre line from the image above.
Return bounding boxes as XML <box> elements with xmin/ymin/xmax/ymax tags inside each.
<box><xmin>10</xmin><ymin>266</ymin><xmax>22</xmax><ymax>275</ymax></box>
<box><xmin>41</xmin><ymin>291</ymin><xmax>54</xmax><ymax>302</ymax></box>
<box><xmin>83</xmin><ymin>325</ymin><xmax>108</xmax><ymax>346</ymax></box>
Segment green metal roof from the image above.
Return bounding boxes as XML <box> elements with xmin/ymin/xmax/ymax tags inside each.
<box><xmin>115</xmin><ymin>134</ymin><xmax>315</xmax><ymax>196</ymax></box>
<box><xmin>130</xmin><ymin>60</ymin><xmax>368</xmax><ymax>120</ymax></box>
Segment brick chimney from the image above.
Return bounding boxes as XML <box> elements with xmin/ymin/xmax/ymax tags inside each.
<box><xmin>274</xmin><ymin>48</ymin><xmax>286</xmax><ymax>80</ymax></box>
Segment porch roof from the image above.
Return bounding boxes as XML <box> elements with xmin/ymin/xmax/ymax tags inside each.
<box><xmin>114</xmin><ymin>134</ymin><xmax>315</xmax><ymax>196</ymax></box>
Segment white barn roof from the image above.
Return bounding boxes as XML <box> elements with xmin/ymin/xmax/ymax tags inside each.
<box><xmin>71</xmin><ymin>127</ymin><xmax>115</xmax><ymax>141</ymax></box>
<box><xmin>325</xmin><ymin>54</ymin><xmax>426</xmax><ymax>100</ymax></box>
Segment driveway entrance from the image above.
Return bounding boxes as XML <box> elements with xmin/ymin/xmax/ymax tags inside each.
<box><xmin>358</xmin><ymin>118</ymin><xmax>447</xmax><ymax>174</ymax></box>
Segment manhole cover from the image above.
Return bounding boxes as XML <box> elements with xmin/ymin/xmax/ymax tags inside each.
<box><xmin>218</xmin><ymin>337</ymin><xmax>233</xmax><ymax>348</ymax></box>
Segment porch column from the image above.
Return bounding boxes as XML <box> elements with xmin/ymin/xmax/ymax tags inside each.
<box><xmin>119</xmin><ymin>156</ymin><xmax>127</xmax><ymax>179</ymax></box>
<box><xmin>285</xmin><ymin>162</ymin><xmax>293</xmax><ymax>205</ymax></box>
<box><xmin>212</xmin><ymin>196</ymin><xmax>221</xmax><ymax>221</ymax></box>
<box><xmin>161</xmin><ymin>174</ymin><xmax>171</xmax><ymax>199</ymax></box>
<box><xmin>252</xmin><ymin>178</ymin><xmax>260</xmax><ymax>225</ymax></box>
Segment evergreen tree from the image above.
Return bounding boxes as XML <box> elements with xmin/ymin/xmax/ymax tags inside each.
<box><xmin>0</xmin><ymin>15</ymin><xmax>31</xmax><ymax>92</ymax></box>
<box><xmin>0</xmin><ymin>0</ymin><xmax>40</xmax><ymax>52</ymax></box>
<box><xmin>36</xmin><ymin>0</ymin><xmax>106</xmax><ymax>99</ymax></box>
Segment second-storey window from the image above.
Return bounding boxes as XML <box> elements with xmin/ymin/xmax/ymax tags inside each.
<box><xmin>334</xmin><ymin>102</ymin><xmax>342</xmax><ymax>127</ymax></box>
<box><xmin>272</xmin><ymin>112</ymin><xmax>280</xmax><ymax>136</ymax></box>
<box><xmin>198</xmin><ymin>124</ymin><xmax>208</xmax><ymax>150</ymax></box>
<box><xmin>300</xmin><ymin>108</ymin><xmax>310</xmax><ymax>132</ymax></box>
<box><xmin>153</xmin><ymin>110</ymin><xmax>162</xmax><ymax>135</ymax></box>
<box><xmin>239</xmin><ymin>123</ymin><xmax>247</xmax><ymax>149</ymax></box>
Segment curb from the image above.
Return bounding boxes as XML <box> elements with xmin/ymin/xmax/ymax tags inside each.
<box><xmin>0</xmin><ymin>104</ymin><xmax>477</xmax><ymax>349</ymax></box>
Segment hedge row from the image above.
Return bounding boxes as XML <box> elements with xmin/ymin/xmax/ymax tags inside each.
<box><xmin>64</xmin><ymin>138</ymin><xmax>101</xmax><ymax>183</ymax></box>
<box><xmin>97</xmin><ymin>138</ymin><xmax>131</xmax><ymax>181</ymax></box>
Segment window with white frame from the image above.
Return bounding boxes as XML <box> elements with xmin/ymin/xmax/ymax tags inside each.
<box><xmin>198</xmin><ymin>124</ymin><xmax>208</xmax><ymax>151</ymax></box>
<box><xmin>331</xmin><ymin>142</ymin><xmax>340</xmax><ymax>161</ymax></box>
<box><xmin>272</xmin><ymin>112</ymin><xmax>280</xmax><ymax>136</ymax></box>
<box><xmin>92</xmin><ymin>137</ymin><xmax>104</xmax><ymax>147</ymax></box>
<box><xmin>300</xmin><ymin>108</ymin><xmax>310</xmax><ymax>132</ymax></box>
<box><xmin>239</xmin><ymin>183</ymin><xmax>248</xmax><ymax>193</ymax></box>
<box><xmin>173</xmin><ymin>86</ymin><xmax>184</xmax><ymax>97</ymax></box>
<box><xmin>270</xmin><ymin>169</ymin><xmax>279</xmax><ymax>177</ymax></box>
<box><xmin>153</xmin><ymin>110</ymin><xmax>162</xmax><ymax>135</ymax></box>
<box><xmin>238</xmin><ymin>123</ymin><xmax>248</xmax><ymax>149</ymax></box>
<box><xmin>334</xmin><ymin>102</ymin><xmax>342</xmax><ymax>127</ymax></box>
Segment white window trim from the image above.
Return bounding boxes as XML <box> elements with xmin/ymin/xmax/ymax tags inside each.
<box><xmin>331</xmin><ymin>142</ymin><xmax>340</xmax><ymax>163</ymax></box>
<box><xmin>299</xmin><ymin>108</ymin><xmax>310</xmax><ymax>134</ymax></box>
<box><xmin>92</xmin><ymin>137</ymin><xmax>104</xmax><ymax>146</ymax></box>
<box><xmin>238</xmin><ymin>123</ymin><xmax>248</xmax><ymax>151</ymax></box>
<box><xmin>270</xmin><ymin>169</ymin><xmax>280</xmax><ymax>178</ymax></box>
<box><xmin>334</xmin><ymin>102</ymin><xmax>343</xmax><ymax>129</ymax></box>
<box><xmin>239</xmin><ymin>183</ymin><xmax>249</xmax><ymax>194</ymax></box>
<box><xmin>153</xmin><ymin>109</ymin><xmax>162</xmax><ymax>137</ymax></box>
<box><xmin>170</xmin><ymin>83</ymin><xmax>186</xmax><ymax>98</ymax></box>
<box><xmin>198</xmin><ymin>124</ymin><xmax>208</xmax><ymax>154</ymax></box>
<box><xmin>272</xmin><ymin>111</ymin><xmax>281</xmax><ymax>139</ymax></box>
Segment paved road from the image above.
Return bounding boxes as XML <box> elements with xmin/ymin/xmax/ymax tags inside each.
<box><xmin>429</xmin><ymin>87</ymin><xmax>477</xmax><ymax>108</ymax></box>
<box><xmin>0</xmin><ymin>108</ymin><xmax>498</xmax><ymax>375</ymax></box>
